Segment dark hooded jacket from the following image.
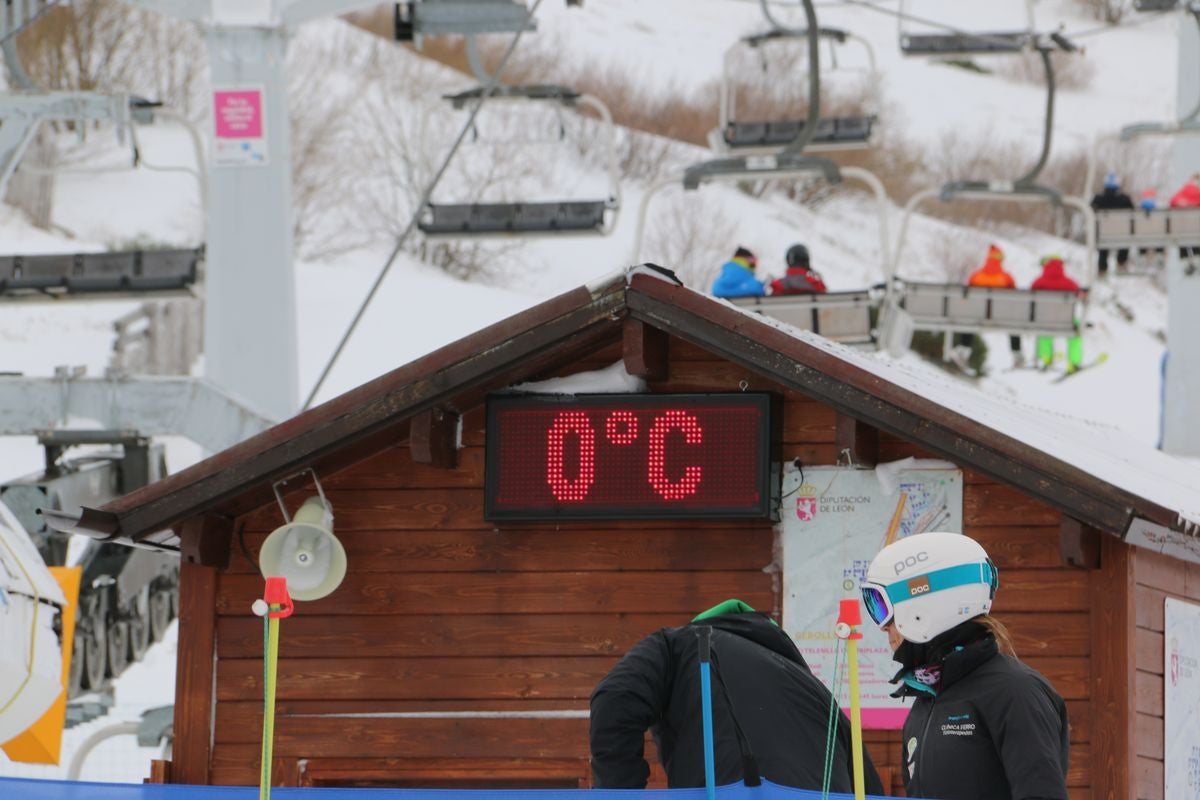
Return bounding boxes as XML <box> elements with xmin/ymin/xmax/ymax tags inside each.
<box><xmin>589</xmin><ymin>612</ymin><xmax>884</xmax><ymax>794</ymax></box>
<box><xmin>892</xmin><ymin>623</ymin><xmax>1070</xmax><ymax>800</ymax></box>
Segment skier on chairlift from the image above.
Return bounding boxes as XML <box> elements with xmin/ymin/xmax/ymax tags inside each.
<box><xmin>1091</xmin><ymin>172</ymin><xmax>1134</xmax><ymax>276</ymax></box>
<box><xmin>711</xmin><ymin>246</ymin><xmax>766</xmax><ymax>298</ymax></box>
<box><xmin>951</xmin><ymin>245</ymin><xmax>1023</xmax><ymax>370</ymax></box>
<box><xmin>769</xmin><ymin>244</ymin><xmax>827</xmax><ymax>295</ymax></box>
<box><xmin>1031</xmin><ymin>255</ymin><xmax>1084</xmax><ymax>374</ymax></box>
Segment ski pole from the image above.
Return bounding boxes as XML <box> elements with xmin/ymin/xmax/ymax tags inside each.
<box><xmin>835</xmin><ymin>599</ymin><xmax>866</xmax><ymax>800</ymax></box>
<box><xmin>698</xmin><ymin>625</ymin><xmax>716</xmax><ymax>800</ymax></box>
<box><xmin>253</xmin><ymin>577</ymin><xmax>294</xmax><ymax>800</ymax></box>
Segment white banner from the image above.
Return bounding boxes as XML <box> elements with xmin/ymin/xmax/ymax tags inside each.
<box><xmin>1166</xmin><ymin>597</ymin><xmax>1200</xmax><ymax>799</ymax></box>
<box><xmin>781</xmin><ymin>462</ymin><xmax>963</xmax><ymax>728</ymax></box>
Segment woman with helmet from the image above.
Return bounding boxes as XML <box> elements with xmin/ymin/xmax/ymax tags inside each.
<box><xmin>861</xmin><ymin>532</ymin><xmax>1069</xmax><ymax>800</ymax></box>
<box><xmin>769</xmin><ymin>244</ymin><xmax>827</xmax><ymax>295</ymax></box>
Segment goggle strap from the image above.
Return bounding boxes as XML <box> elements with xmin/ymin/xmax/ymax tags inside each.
<box><xmin>883</xmin><ymin>561</ymin><xmax>994</xmax><ymax>606</ymax></box>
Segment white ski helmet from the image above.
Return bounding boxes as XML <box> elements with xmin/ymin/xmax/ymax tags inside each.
<box><xmin>861</xmin><ymin>532</ymin><xmax>998</xmax><ymax>644</ymax></box>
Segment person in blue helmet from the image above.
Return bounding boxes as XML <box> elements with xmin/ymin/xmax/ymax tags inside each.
<box><xmin>862</xmin><ymin>532</ymin><xmax>1069</xmax><ymax>800</ymax></box>
<box><xmin>711</xmin><ymin>246</ymin><xmax>765</xmax><ymax>298</ymax></box>
<box><xmin>1091</xmin><ymin>172</ymin><xmax>1134</xmax><ymax>276</ymax></box>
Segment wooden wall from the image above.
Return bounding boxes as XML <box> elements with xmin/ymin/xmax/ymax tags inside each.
<box><xmin>1132</xmin><ymin>544</ymin><xmax>1200</xmax><ymax>799</ymax></box>
<box><xmin>184</xmin><ymin>336</ymin><xmax>1107</xmax><ymax>797</ymax></box>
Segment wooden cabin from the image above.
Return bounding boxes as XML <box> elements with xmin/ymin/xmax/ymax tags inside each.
<box><xmin>56</xmin><ymin>268</ymin><xmax>1200</xmax><ymax>799</ymax></box>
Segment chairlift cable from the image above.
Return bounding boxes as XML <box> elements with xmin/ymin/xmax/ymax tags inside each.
<box><xmin>303</xmin><ymin>0</ymin><xmax>547</xmax><ymax>411</ymax></box>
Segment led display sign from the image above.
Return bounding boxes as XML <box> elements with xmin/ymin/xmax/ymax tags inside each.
<box><xmin>485</xmin><ymin>393</ymin><xmax>778</xmax><ymax>520</ymax></box>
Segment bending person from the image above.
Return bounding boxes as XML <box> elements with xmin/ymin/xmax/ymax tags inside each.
<box><xmin>590</xmin><ymin>599</ymin><xmax>884</xmax><ymax>794</ymax></box>
<box><xmin>861</xmin><ymin>532</ymin><xmax>1070</xmax><ymax>800</ymax></box>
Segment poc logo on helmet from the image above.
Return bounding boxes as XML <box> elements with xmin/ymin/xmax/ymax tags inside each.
<box><xmin>907</xmin><ymin>576</ymin><xmax>932</xmax><ymax>596</ymax></box>
<box><xmin>894</xmin><ymin>551</ymin><xmax>929</xmax><ymax>575</ymax></box>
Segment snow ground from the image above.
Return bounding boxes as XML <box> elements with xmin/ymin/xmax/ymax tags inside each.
<box><xmin>0</xmin><ymin>0</ymin><xmax>1188</xmax><ymax>781</ymax></box>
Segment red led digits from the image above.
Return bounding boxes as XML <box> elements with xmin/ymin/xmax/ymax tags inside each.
<box><xmin>546</xmin><ymin>411</ymin><xmax>596</xmax><ymax>500</ymax></box>
<box><xmin>647</xmin><ymin>410</ymin><xmax>704</xmax><ymax>500</ymax></box>
<box><xmin>605</xmin><ymin>410</ymin><xmax>639</xmax><ymax>445</ymax></box>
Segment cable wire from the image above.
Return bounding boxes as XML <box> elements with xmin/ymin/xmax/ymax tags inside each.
<box><xmin>303</xmin><ymin>0</ymin><xmax>546</xmax><ymax>410</ymax></box>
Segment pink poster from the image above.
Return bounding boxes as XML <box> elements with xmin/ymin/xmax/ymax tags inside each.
<box><xmin>212</xmin><ymin>86</ymin><xmax>268</xmax><ymax>166</ymax></box>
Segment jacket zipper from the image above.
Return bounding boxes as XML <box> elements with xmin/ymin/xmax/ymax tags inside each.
<box><xmin>915</xmin><ymin>695</ymin><xmax>937</xmax><ymax>792</ymax></box>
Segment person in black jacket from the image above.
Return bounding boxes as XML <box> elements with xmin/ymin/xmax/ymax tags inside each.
<box><xmin>862</xmin><ymin>533</ymin><xmax>1070</xmax><ymax>800</ymax></box>
<box><xmin>589</xmin><ymin>599</ymin><xmax>884</xmax><ymax>794</ymax></box>
<box><xmin>1091</xmin><ymin>172</ymin><xmax>1134</xmax><ymax>276</ymax></box>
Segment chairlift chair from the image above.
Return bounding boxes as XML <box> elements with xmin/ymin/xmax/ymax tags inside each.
<box><xmin>394</xmin><ymin>0</ymin><xmax>536</xmax><ymax>44</ymax></box>
<box><xmin>0</xmin><ymin>249</ymin><xmax>203</xmax><ymax>302</ymax></box>
<box><xmin>1084</xmin><ymin>2</ymin><xmax>1200</xmax><ymax>256</ymax></box>
<box><xmin>630</xmin><ymin>151</ymin><xmax>893</xmax><ymax>347</ymax></box>
<box><xmin>880</xmin><ymin>181</ymin><xmax>1096</xmax><ymax>358</ymax></box>
<box><xmin>418</xmin><ymin>83</ymin><xmax>621</xmax><ymax>238</ymax></box>
<box><xmin>709</xmin><ymin>27</ymin><xmax>880</xmax><ymax>156</ymax></box>
<box><xmin>729</xmin><ymin>289</ymin><xmax>878</xmax><ymax>346</ymax></box>
<box><xmin>897</xmin><ymin>0</ymin><xmax>1036</xmax><ymax>56</ymax></box>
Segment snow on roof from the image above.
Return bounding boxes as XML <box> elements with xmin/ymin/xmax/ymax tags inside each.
<box><xmin>719</xmin><ymin>296</ymin><xmax>1200</xmax><ymax>534</ymax></box>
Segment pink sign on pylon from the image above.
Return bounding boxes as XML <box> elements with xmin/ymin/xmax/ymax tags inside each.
<box><xmin>212</xmin><ymin>86</ymin><xmax>268</xmax><ymax>166</ymax></box>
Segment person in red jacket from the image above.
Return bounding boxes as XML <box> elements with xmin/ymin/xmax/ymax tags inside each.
<box><xmin>952</xmin><ymin>245</ymin><xmax>1023</xmax><ymax>369</ymax></box>
<box><xmin>769</xmin><ymin>244</ymin><xmax>827</xmax><ymax>295</ymax></box>
<box><xmin>1170</xmin><ymin>174</ymin><xmax>1200</xmax><ymax>260</ymax></box>
<box><xmin>1031</xmin><ymin>255</ymin><xmax>1083</xmax><ymax>372</ymax></box>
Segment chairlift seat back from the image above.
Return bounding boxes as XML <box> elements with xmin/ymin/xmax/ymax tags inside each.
<box><xmin>723</xmin><ymin>116</ymin><xmax>874</xmax><ymax>150</ymax></box>
<box><xmin>6</xmin><ymin>253</ymin><xmax>73</xmax><ymax>290</ymax></box>
<box><xmin>901</xmin><ymin>282</ymin><xmax>1079</xmax><ymax>334</ymax></box>
<box><xmin>420</xmin><ymin>201</ymin><xmax>609</xmax><ymax>235</ymax></box>
<box><xmin>1135</xmin><ymin>0</ymin><xmax>1179</xmax><ymax>11</ymax></box>
<box><xmin>1095</xmin><ymin>208</ymin><xmax>1200</xmax><ymax>248</ymax></box>
<box><xmin>900</xmin><ymin>31</ymin><xmax>1029</xmax><ymax>56</ymax></box>
<box><xmin>129</xmin><ymin>249</ymin><xmax>200</xmax><ymax>291</ymax></box>
<box><xmin>729</xmin><ymin>290</ymin><xmax>874</xmax><ymax>345</ymax></box>
<box><xmin>67</xmin><ymin>252</ymin><xmax>137</xmax><ymax>292</ymax></box>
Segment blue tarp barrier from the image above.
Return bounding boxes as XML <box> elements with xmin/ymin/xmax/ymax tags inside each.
<box><xmin>0</xmin><ymin>778</ymin><xmax>900</xmax><ymax>800</ymax></box>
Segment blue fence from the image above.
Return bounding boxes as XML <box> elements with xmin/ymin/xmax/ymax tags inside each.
<box><xmin>1</xmin><ymin>778</ymin><xmax>899</xmax><ymax>800</ymax></box>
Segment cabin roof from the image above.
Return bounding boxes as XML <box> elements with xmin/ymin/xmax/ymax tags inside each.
<box><xmin>54</xmin><ymin>267</ymin><xmax>1200</xmax><ymax>562</ymax></box>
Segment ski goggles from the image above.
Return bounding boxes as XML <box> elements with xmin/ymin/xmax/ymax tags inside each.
<box><xmin>861</xmin><ymin>560</ymin><xmax>998</xmax><ymax>627</ymax></box>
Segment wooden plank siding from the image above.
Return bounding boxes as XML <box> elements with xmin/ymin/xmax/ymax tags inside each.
<box><xmin>1131</xmin><ymin>546</ymin><xmax>1200</xmax><ymax>800</ymax></box>
<box><xmin>203</xmin><ymin>339</ymin><xmax>1096</xmax><ymax>797</ymax></box>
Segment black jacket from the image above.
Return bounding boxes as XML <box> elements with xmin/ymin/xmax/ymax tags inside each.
<box><xmin>589</xmin><ymin>612</ymin><xmax>884</xmax><ymax>794</ymax></box>
<box><xmin>896</xmin><ymin>635</ymin><xmax>1070</xmax><ymax>800</ymax></box>
<box><xmin>1091</xmin><ymin>187</ymin><xmax>1134</xmax><ymax>211</ymax></box>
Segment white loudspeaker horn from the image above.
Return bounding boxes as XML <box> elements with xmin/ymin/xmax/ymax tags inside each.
<box><xmin>258</xmin><ymin>496</ymin><xmax>346</xmax><ymax>601</ymax></box>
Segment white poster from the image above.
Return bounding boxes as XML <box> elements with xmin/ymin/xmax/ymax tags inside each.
<box><xmin>781</xmin><ymin>462</ymin><xmax>963</xmax><ymax>729</ymax></box>
<box><xmin>1166</xmin><ymin>597</ymin><xmax>1200</xmax><ymax>799</ymax></box>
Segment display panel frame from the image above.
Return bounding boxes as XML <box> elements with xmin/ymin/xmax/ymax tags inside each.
<box><xmin>484</xmin><ymin>392</ymin><xmax>779</xmax><ymax>521</ymax></box>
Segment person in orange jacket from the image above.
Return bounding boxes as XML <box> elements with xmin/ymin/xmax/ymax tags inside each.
<box><xmin>952</xmin><ymin>245</ymin><xmax>1023</xmax><ymax>369</ymax></box>
<box><xmin>1030</xmin><ymin>255</ymin><xmax>1084</xmax><ymax>373</ymax></box>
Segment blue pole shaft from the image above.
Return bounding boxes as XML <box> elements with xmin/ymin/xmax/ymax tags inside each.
<box><xmin>700</xmin><ymin>660</ymin><xmax>717</xmax><ymax>800</ymax></box>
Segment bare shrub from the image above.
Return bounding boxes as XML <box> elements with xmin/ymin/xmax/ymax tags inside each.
<box><xmin>642</xmin><ymin>193</ymin><xmax>738</xmax><ymax>288</ymax></box>
<box><xmin>926</xmin><ymin>229</ymin><xmax>996</xmax><ymax>283</ymax></box>
<box><xmin>990</xmin><ymin>50</ymin><xmax>1096</xmax><ymax>92</ymax></box>
<box><xmin>14</xmin><ymin>0</ymin><xmax>206</xmax><ymax>117</ymax></box>
<box><xmin>1073</xmin><ymin>0</ymin><xmax>1130</xmax><ymax>23</ymax></box>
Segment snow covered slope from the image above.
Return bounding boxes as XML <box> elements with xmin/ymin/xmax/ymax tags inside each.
<box><xmin>0</xmin><ymin>2</ymin><xmax>1189</xmax><ymax>778</ymax></box>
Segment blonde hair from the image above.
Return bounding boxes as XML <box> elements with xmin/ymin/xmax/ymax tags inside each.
<box><xmin>974</xmin><ymin>614</ymin><xmax>1017</xmax><ymax>659</ymax></box>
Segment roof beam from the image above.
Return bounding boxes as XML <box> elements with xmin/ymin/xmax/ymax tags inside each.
<box><xmin>95</xmin><ymin>281</ymin><xmax>628</xmax><ymax>544</ymax></box>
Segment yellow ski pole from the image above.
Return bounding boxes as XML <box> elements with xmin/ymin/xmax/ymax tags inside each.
<box><xmin>254</xmin><ymin>577</ymin><xmax>294</xmax><ymax>800</ymax></box>
<box><xmin>835</xmin><ymin>598</ymin><xmax>866</xmax><ymax>800</ymax></box>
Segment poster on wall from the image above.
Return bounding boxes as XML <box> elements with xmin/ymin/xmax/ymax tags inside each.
<box><xmin>781</xmin><ymin>461</ymin><xmax>963</xmax><ymax>729</ymax></box>
<box><xmin>212</xmin><ymin>86</ymin><xmax>268</xmax><ymax>167</ymax></box>
<box><xmin>1165</xmin><ymin>597</ymin><xmax>1200</xmax><ymax>799</ymax></box>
